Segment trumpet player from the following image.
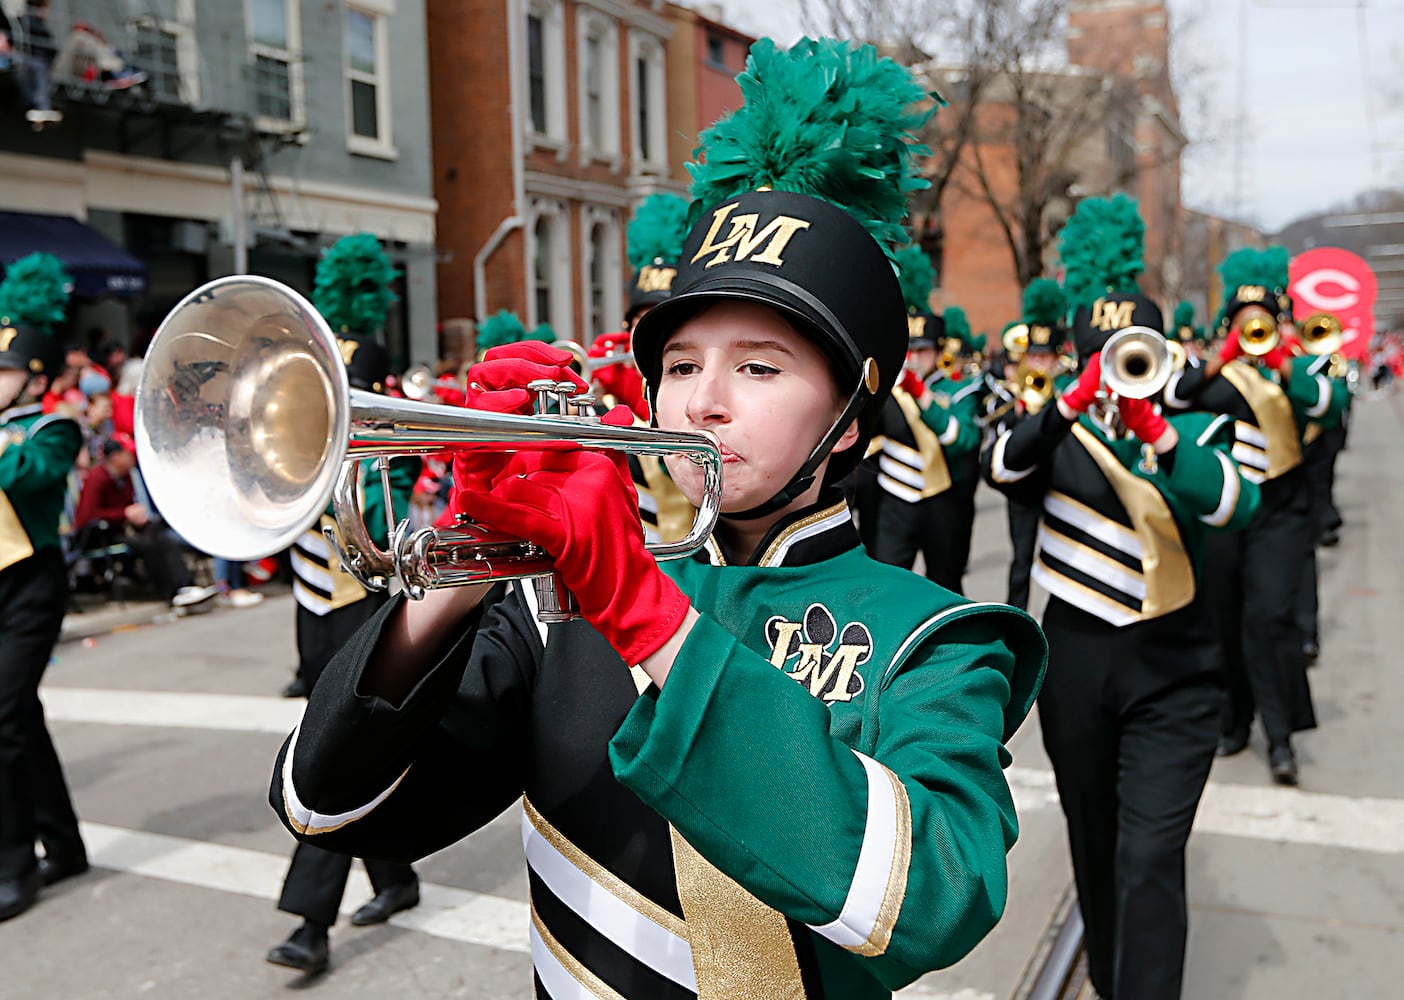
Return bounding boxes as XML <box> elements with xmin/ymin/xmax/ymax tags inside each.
<box><xmin>856</xmin><ymin>248</ymin><xmax>981</xmax><ymax>591</ymax></box>
<box><xmin>983</xmin><ymin>290</ymin><xmax>1261</xmax><ymax>1000</ymax></box>
<box><xmin>270</xmin><ymin>38</ymin><xmax>1047</xmax><ymax>997</ymax></box>
<box><xmin>1162</xmin><ymin>248</ymin><xmax>1348</xmax><ymax>784</ymax></box>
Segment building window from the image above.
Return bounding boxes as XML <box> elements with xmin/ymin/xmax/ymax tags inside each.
<box><xmin>534</xmin><ymin>215</ymin><xmax>553</xmax><ymax>328</ymax></box>
<box><xmin>525</xmin><ymin>0</ymin><xmax>566</xmax><ymax>144</ymax></box>
<box><xmin>248</xmin><ymin>0</ymin><xmax>302</xmax><ymax>129</ymax></box>
<box><xmin>527</xmin><ymin>14</ymin><xmax>546</xmax><ymax>133</ymax></box>
<box><xmin>581</xmin><ymin>206</ymin><xmax>622</xmax><ymax>337</ymax></box>
<box><xmin>629</xmin><ymin>32</ymin><xmax>666</xmax><ymax>172</ymax></box>
<box><xmin>130</xmin><ymin>2</ymin><xmax>200</xmax><ymax>106</ymax></box>
<box><xmin>706</xmin><ymin>33</ymin><xmax>726</xmax><ymax>70</ymax></box>
<box><xmin>576</xmin><ymin>13</ymin><xmax>619</xmax><ymax>162</ymax></box>
<box><xmin>345</xmin><ymin>6</ymin><xmax>394</xmax><ymax>156</ymax></box>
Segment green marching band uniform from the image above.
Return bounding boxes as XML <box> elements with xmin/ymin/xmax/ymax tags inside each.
<box><xmin>983</xmin><ymin>195</ymin><xmax>1262</xmax><ymax>1000</ymax></box>
<box><xmin>0</xmin><ymin>253</ymin><xmax>87</xmax><ymax>920</ymax></box>
<box><xmin>856</xmin><ymin>246</ymin><xmax>981</xmax><ymax>592</ymax></box>
<box><xmin>270</xmin><ymin>37</ymin><xmax>1047</xmax><ymax>999</ymax></box>
<box><xmin>1161</xmin><ymin>246</ymin><xmax>1349</xmax><ymax>775</ymax></box>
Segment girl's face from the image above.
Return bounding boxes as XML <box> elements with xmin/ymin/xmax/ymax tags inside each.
<box><xmin>0</xmin><ymin>368</ymin><xmax>30</xmax><ymax>409</ymax></box>
<box><xmin>655</xmin><ymin>300</ymin><xmax>856</xmax><ymax>515</ymax></box>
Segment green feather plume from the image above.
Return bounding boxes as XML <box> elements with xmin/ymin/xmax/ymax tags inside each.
<box><xmin>528</xmin><ymin>323</ymin><xmax>557</xmax><ymax>343</ymax></box>
<box><xmin>1023</xmin><ymin>278</ymin><xmax>1067</xmax><ymax>327</ymax></box>
<box><xmin>687</xmin><ymin>37</ymin><xmax>940</xmax><ymax>256</ymax></box>
<box><xmin>476</xmin><ymin>310</ymin><xmax>529</xmax><ymax>352</ymax></box>
<box><xmin>943</xmin><ymin>306</ymin><xmax>970</xmax><ymax>342</ymax></box>
<box><xmin>894</xmin><ymin>245</ymin><xmax>935</xmax><ymax>314</ymax></box>
<box><xmin>313</xmin><ymin>233</ymin><xmax>398</xmax><ymax>336</ymax></box>
<box><xmin>0</xmin><ymin>252</ymin><xmax>72</xmax><ymax>332</ymax></box>
<box><xmin>1215</xmin><ymin>246</ymin><xmax>1290</xmax><ymax>329</ymax></box>
<box><xmin>626</xmin><ymin>194</ymin><xmax>692</xmax><ymax>271</ymax></box>
<box><xmin>1173</xmin><ymin>300</ymin><xmax>1195</xmax><ymax>331</ymax></box>
<box><xmin>1058</xmin><ymin>194</ymin><xmax>1145</xmax><ymax>311</ymax></box>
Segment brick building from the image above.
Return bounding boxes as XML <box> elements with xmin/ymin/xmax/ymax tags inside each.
<box><xmin>427</xmin><ymin>0</ymin><xmax>751</xmax><ymax>362</ymax></box>
<box><xmin>920</xmin><ymin>0</ymin><xmax>1187</xmax><ymax>337</ymax></box>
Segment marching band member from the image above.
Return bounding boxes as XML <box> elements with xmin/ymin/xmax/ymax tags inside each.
<box><xmin>984</xmin><ymin>195</ymin><xmax>1260</xmax><ymax>998</ymax></box>
<box><xmin>0</xmin><ymin>254</ymin><xmax>87</xmax><ymax>922</ymax></box>
<box><xmin>270</xmin><ymin>235</ymin><xmax>423</xmax><ymax>974</ymax></box>
<box><xmin>856</xmin><ymin>245</ymin><xmax>979</xmax><ymax>591</ymax></box>
<box><xmin>926</xmin><ymin>307</ymin><xmax>987</xmax><ymax>590</ymax></box>
<box><xmin>1163</xmin><ymin>247</ymin><xmax>1348</xmax><ymax>783</ymax></box>
<box><xmin>270</xmin><ymin>38</ymin><xmax>1046</xmax><ymax>998</ymax></box>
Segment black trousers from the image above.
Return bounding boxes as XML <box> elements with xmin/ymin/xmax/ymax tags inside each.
<box><xmin>1005</xmin><ymin>498</ymin><xmax>1040</xmax><ymax>610</ymax></box>
<box><xmin>866</xmin><ymin>488</ymin><xmax>966</xmax><ymax>593</ymax></box>
<box><xmin>0</xmin><ymin>548</ymin><xmax>84</xmax><ymax>880</ymax></box>
<box><xmin>1039</xmin><ymin>598</ymin><xmax>1220</xmax><ymax>1000</ymax></box>
<box><xmin>122</xmin><ymin>525</ymin><xmax>194</xmax><ymax>602</ymax></box>
<box><xmin>1204</xmin><ymin>468</ymin><xmax>1316</xmax><ymax>744</ymax></box>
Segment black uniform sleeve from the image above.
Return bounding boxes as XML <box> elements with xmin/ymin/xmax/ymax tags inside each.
<box><xmin>981</xmin><ymin>404</ymin><xmax>1071</xmax><ymax>504</ymax></box>
<box><xmin>269</xmin><ymin>583</ymin><xmax>538</xmax><ymax>864</ymax></box>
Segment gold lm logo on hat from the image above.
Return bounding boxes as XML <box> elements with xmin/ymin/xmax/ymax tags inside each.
<box><xmin>0</xmin><ymin>327</ymin><xmax>16</xmax><ymax>352</ymax></box>
<box><xmin>1030</xmin><ymin>325</ymin><xmax>1053</xmax><ymax>345</ymax></box>
<box><xmin>636</xmin><ymin>265</ymin><xmax>677</xmax><ymax>293</ymax></box>
<box><xmin>908</xmin><ymin>315</ymin><xmax>927</xmax><ymax>339</ymax></box>
<box><xmin>1236</xmin><ymin>285</ymin><xmax>1267</xmax><ymax>303</ymax></box>
<box><xmin>337</xmin><ymin>338</ymin><xmax>361</xmax><ymax>365</ymax></box>
<box><xmin>691</xmin><ymin>202</ymin><xmax>813</xmax><ymax>270</ymax></box>
<box><xmin>1090</xmin><ymin>298</ymin><xmax>1135</xmax><ymax>332</ymax></box>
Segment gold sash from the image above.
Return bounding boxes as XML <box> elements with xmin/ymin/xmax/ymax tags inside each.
<box><xmin>1220</xmin><ymin>361</ymin><xmax>1302</xmax><ymax>479</ymax></box>
<box><xmin>0</xmin><ymin>490</ymin><xmax>34</xmax><ymax>573</ymax></box>
<box><xmin>891</xmin><ymin>388</ymin><xmax>952</xmax><ymax>498</ymax></box>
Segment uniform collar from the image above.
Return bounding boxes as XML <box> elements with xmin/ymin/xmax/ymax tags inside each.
<box><xmin>0</xmin><ymin>402</ymin><xmax>43</xmax><ymax>425</ymax></box>
<box><xmin>699</xmin><ymin>488</ymin><xmax>859</xmax><ymax>568</ymax></box>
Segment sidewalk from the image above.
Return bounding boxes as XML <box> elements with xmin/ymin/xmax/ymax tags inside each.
<box><xmin>58</xmin><ymin>585</ymin><xmax>291</xmax><ymax>645</ymax></box>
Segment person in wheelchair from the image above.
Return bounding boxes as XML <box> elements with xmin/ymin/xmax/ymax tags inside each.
<box><xmin>71</xmin><ymin>435</ymin><xmax>214</xmax><ymax>610</ymax></box>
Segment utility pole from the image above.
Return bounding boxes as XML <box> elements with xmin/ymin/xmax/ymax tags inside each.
<box><xmin>230</xmin><ymin>156</ymin><xmax>248</xmax><ymax>275</ymax></box>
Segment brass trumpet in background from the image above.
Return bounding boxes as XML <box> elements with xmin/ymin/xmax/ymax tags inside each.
<box><xmin>552</xmin><ymin>338</ymin><xmax>637</xmax><ymax>378</ymax></box>
<box><xmin>134</xmin><ymin>276</ymin><xmax>721</xmax><ymax>622</ymax></box>
<box><xmin>1238</xmin><ymin>315</ymin><xmax>1279</xmax><ymax>357</ymax></box>
<box><xmin>1299</xmin><ymin>312</ymin><xmax>1344</xmax><ymax>357</ymax></box>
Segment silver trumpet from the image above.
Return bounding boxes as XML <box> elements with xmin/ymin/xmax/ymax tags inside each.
<box><xmin>551</xmin><ymin>338</ymin><xmax>636</xmax><ymax>378</ymax></box>
<box><xmin>1090</xmin><ymin>326</ymin><xmax>1173</xmax><ymax>438</ymax></box>
<box><xmin>134</xmin><ymin>275</ymin><xmax>721</xmax><ymax>622</ymax></box>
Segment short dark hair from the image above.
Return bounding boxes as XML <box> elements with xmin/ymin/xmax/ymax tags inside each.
<box><xmin>102</xmin><ymin>438</ymin><xmax>130</xmax><ymax>459</ymax></box>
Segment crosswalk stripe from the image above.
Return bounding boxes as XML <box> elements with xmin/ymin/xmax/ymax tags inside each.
<box><xmin>80</xmin><ymin>820</ymin><xmax>532</xmax><ymax>954</ymax></box>
<box><xmin>45</xmin><ymin>689</ymin><xmax>1404</xmax><ymax>859</ymax></box>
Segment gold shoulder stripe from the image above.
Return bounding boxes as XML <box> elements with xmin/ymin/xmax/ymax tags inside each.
<box><xmin>757</xmin><ymin>500</ymin><xmax>849</xmax><ymax>568</ymax></box>
<box><xmin>891</xmin><ymin>389</ymin><xmax>952</xmax><ymax>499</ymax></box>
<box><xmin>523</xmin><ymin>798</ymin><xmax>689</xmax><ymax>941</ymax></box>
<box><xmin>1219</xmin><ymin>361</ymin><xmax>1302</xmax><ymax>478</ymax></box>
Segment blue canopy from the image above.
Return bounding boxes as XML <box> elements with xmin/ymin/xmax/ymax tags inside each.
<box><xmin>0</xmin><ymin>211</ymin><xmax>148</xmax><ymax>298</ymax></box>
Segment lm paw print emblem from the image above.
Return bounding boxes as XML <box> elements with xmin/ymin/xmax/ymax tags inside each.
<box><xmin>765</xmin><ymin>603</ymin><xmax>872</xmax><ymax>704</ymax></box>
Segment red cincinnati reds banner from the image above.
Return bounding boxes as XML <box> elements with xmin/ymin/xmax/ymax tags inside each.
<box><xmin>1289</xmin><ymin>247</ymin><xmax>1377</xmax><ymax>361</ymax></box>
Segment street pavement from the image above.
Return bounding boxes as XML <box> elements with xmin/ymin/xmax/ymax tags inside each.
<box><xmin>8</xmin><ymin>394</ymin><xmax>1404</xmax><ymax>999</ymax></box>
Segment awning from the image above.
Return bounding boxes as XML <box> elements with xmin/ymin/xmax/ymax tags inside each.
<box><xmin>0</xmin><ymin>211</ymin><xmax>148</xmax><ymax>299</ymax></box>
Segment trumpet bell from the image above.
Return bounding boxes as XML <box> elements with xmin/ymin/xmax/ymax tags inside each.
<box><xmin>1299</xmin><ymin>312</ymin><xmax>1344</xmax><ymax>356</ymax></box>
<box><xmin>1238</xmin><ymin>315</ymin><xmax>1279</xmax><ymax>356</ymax></box>
<box><xmin>1100</xmin><ymin>326</ymin><xmax>1172</xmax><ymax>400</ymax></box>
<box><xmin>400</xmin><ymin>363</ymin><xmax>436</xmax><ymax>401</ymax></box>
<box><xmin>135</xmin><ymin>276</ymin><xmax>351</xmax><ymax>561</ymax></box>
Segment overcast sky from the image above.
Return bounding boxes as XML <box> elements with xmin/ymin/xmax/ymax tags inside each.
<box><xmin>691</xmin><ymin>0</ymin><xmax>1404</xmax><ymax>234</ymax></box>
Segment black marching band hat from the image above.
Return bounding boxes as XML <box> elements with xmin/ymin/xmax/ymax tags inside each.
<box><xmin>1071</xmin><ymin>292</ymin><xmax>1165</xmax><ymax>359</ymax></box>
<box><xmin>313</xmin><ymin>233</ymin><xmax>398</xmax><ymax>394</ymax></box>
<box><xmin>625</xmin><ymin>193</ymin><xmax>691</xmax><ymax>325</ymax></box>
<box><xmin>1215</xmin><ymin>246</ymin><xmax>1293</xmax><ymax>334</ymax></box>
<box><xmin>631</xmin><ymin>37</ymin><xmax>939</xmax><ymax>516</ymax></box>
<box><xmin>0</xmin><ymin>252</ymin><xmax>71</xmax><ymax>379</ymax></box>
<box><xmin>1022</xmin><ymin>277</ymin><xmax>1067</xmax><ymax>356</ymax></box>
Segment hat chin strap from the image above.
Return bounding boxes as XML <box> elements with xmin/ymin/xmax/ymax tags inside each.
<box><xmin>724</xmin><ymin>371</ymin><xmax>872</xmax><ymax>522</ymax></box>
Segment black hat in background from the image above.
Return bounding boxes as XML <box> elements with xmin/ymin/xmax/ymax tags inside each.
<box><xmin>1071</xmin><ymin>292</ymin><xmax>1164</xmax><ymax>360</ymax></box>
<box><xmin>338</xmin><ymin>335</ymin><xmax>391</xmax><ymax>393</ymax></box>
<box><xmin>0</xmin><ymin>322</ymin><xmax>64</xmax><ymax>379</ymax></box>
<box><xmin>907</xmin><ymin>310</ymin><xmax>944</xmax><ymax>350</ymax></box>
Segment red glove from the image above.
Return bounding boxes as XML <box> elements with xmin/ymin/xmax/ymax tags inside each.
<box><xmin>1259</xmin><ymin>332</ymin><xmax>1299</xmax><ymax>372</ymax></box>
<box><xmin>590</xmin><ymin>332</ymin><xmax>649</xmax><ymax>422</ymax></box>
<box><xmin>899</xmin><ymin>368</ymin><xmax>925</xmax><ymax>399</ymax></box>
<box><xmin>453</xmin><ymin>406</ymin><xmax>690</xmax><ymax>666</ymax></box>
<box><xmin>1218</xmin><ymin>331</ymin><xmax>1243</xmax><ymax>363</ymax></box>
<box><xmin>464</xmin><ymin>342</ymin><xmax>587</xmax><ymax>415</ymax></box>
<box><xmin>1117</xmin><ymin>396</ymin><xmax>1169</xmax><ymax>446</ymax></box>
<box><xmin>1057</xmin><ymin>352</ymin><xmax>1103</xmax><ymax>415</ymax></box>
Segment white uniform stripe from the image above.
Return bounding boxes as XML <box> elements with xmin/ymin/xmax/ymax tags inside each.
<box><xmin>765</xmin><ymin>509</ymin><xmax>854</xmax><ymax>567</ymax></box>
<box><xmin>877</xmin><ymin>473</ymin><xmax>923</xmax><ymax>503</ymax></box>
<box><xmin>516</xmin><ymin>580</ymin><xmax>550</xmax><ymax>647</ymax></box>
<box><xmin>1234</xmin><ymin>420</ymin><xmax>1268</xmax><ymax>449</ymax></box>
<box><xmin>281</xmin><ymin>725</ymin><xmax>408</xmax><ymax>835</ymax></box>
<box><xmin>1308</xmin><ymin>354</ymin><xmax>1330</xmax><ymax>376</ymax></box>
<box><xmin>877</xmin><ymin>453</ymin><xmax>924</xmax><ymax>490</ymax></box>
<box><xmin>1163</xmin><ymin>369</ymin><xmax>1194</xmax><ymax>410</ymax></box>
<box><xmin>989</xmin><ymin>433</ymin><xmax>1035</xmax><ymax>483</ymax></box>
<box><xmin>1032</xmin><ymin>562</ymin><xmax>1139</xmax><ymax>627</ymax></box>
<box><xmin>937</xmin><ymin>416</ymin><xmax>960</xmax><ymax>446</ymax></box>
<box><xmin>881</xmin><ymin>601</ymin><xmax>1018</xmax><ymax>686</ymax></box>
<box><xmin>1037</xmin><ymin>525</ymin><xmax>1147</xmax><ymax>600</ymax></box>
<box><xmin>293</xmin><ymin>580</ymin><xmax>334</xmax><ymax>616</ymax></box>
<box><xmin>636</xmin><ymin>490</ymin><xmax>659</xmax><ymax>516</ymax></box>
<box><xmin>1042</xmin><ymin>493</ymin><xmax>1142</xmax><ymax>557</ymax></box>
<box><xmin>880</xmin><ymin>438</ymin><xmax>922</xmax><ymax>467</ymax></box>
<box><xmin>530</xmin><ymin>919</ymin><xmax>615</xmax><ymax>1000</ymax></box>
<box><xmin>294</xmin><ymin>530</ymin><xmax>332</xmax><ymax>561</ymax></box>
<box><xmin>1231</xmin><ymin>442</ymin><xmax>1271</xmax><ymax>473</ymax></box>
<box><xmin>291</xmin><ymin>550</ymin><xmax>335</xmax><ymax>595</ymax></box>
<box><xmin>1200</xmin><ymin>451</ymin><xmax>1242</xmax><ymax>527</ymax></box>
<box><xmin>1307</xmin><ymin>374</ymin><xmax>1333</xmax><ymax>418</ymax></box>
<box><xmin>1196</xmin><ymin>413</ymin><xmax>1234</xmax><ymax>447</ymax></box>
<box><xmin>521</xmin><ymin>812</ymin><xmax>697</xmax><ymax>990</ymax></box>
<box><xmin>809</xmin><ymin>751</ymin><xmax>900</xmax><ymax>949</ymax></box>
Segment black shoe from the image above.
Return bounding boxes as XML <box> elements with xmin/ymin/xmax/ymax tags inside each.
<box><xmin>1319</xmin><ymin>529</ymin><xmax>1341</xmax><ymax>547</ymax></box>
<box><xmin>1303</xmin><ymin>639</ymin><xmax>1320</xmax><ymax>666</ymax></box>
<box><xmin>1216</xmin><ymin>729</ymin><xmax>1250</xmax><ymax>757</ymax></box>
<box><xmin>38</xmin><ymin>855</ymin><xmax>89</xmax><ymax>887</ymax></box>
<box><xmin>350</xmin><ymin>881</ymin><xmax>420</xmax><ymax>926</ymax></box>
<box><xmin>280</xmin><ymin>677</ymin><xmax>309</xmax><ymax>699</ymax></box>
<box><xmin>1269</xmin><ymin>744</ymin><xmax>1299</xmax><ymax>786</ymax></box>
<box><xmin>0</xmin><ymin>872</ymin><xmax>40</xmax><ymax>922</ymax></box>
<box><xmin>266</xmin><ymin>923</ymin><xmax>329</xmax><ymax>974</ymax></box>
